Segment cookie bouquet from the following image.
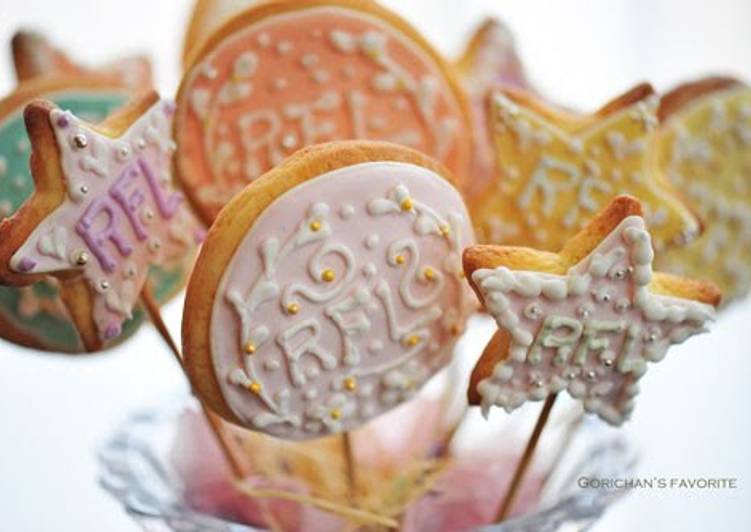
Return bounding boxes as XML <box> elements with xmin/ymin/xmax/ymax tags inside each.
<box><xmin>2</xmin><ymin>0</ymin><xmax>748</xmax><ymax>530</ymax></box>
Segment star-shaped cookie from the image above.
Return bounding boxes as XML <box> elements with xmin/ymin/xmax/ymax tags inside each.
<box><xmin>471</xmin><ymin>85</ymin><xmax>701</xmax><ymax>252</ymax></box>
<box><xmin>0</xmin><ymin>92</ymin><xmax>200</xmax><ymax>351</ymax></box>
<box><xmin>455</xmin><ymin>17</ymin><xmax>530</xmax><ymax>199</ymax></box>
<box><xmin>654</xmin><ymin>77</ymin><xmax>751</xmax><ymax>304</ymax></box>
<box><xmin>464</xmin><ymin>195</ymin><xmax>720</xmax><ymax>425</ymax></box>
<box><xmin>12</xmin><ymin>30</ymin><xmax>152</xmax><ymax>90</ymax></box>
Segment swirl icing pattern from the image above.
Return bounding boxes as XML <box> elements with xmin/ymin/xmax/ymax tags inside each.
<box><xmin>207</xmin><ymin>159</ymin><xmax>474</xmax><ymax>439</ymax></box>
<box><xmin>468</xmin><ymin>209</ymin><xmax>717</xmax><ymax>426</ymax></box>
<box><xmin>175</xmin><ymin>2</ymin><xmax>471</xmax><ymax>223</ymax></box>
<box><xmin>6</xmin><ymin>96</ymin><xmax>201</xmax><ymax>347</ymax></box>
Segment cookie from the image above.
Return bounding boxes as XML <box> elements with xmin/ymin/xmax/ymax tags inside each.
<box><xmin>11</xmin><ymin>30</ymin><xmax>152</xmax><ymax>90</ymax></box>
<box><xmin>654</xmin><ymin>77</ymin><xmax>751</xmax><ymax>304</ymax></box>
<box><xmin>455</xmin><ymin>17</ymin><xmax>529</xmax><ymax>199</ymax></box>
<box><xmin>464</xmin><ymin>195</ymin><xmax>720</xmax><ymax>425</ymax></box>
<box><xmin>175</xmin><ymin>0</ymin><xmax>473</xmax><ymax>224</ymax></box>
<box><xmin>182</xmin><ymin>0</ymin><xmax>258</xmax><ymax>69</ymax></box>
<box><xmin>471</xmin><ymin>85</ymin><xmax>701</xmax><ymax>253</ymax></box>
<box><xmin>0</xmin><ymin>92</ymin><xmax>201</xmax><ymax>352</ymax></box>
<box><xmin>0</xmin><ymin>77</ymin><xmax>137</xmax><ymax>353</ymax></box>
<box><xmin>182</xmin><ymin>141</ymin><xmax>475</xmax><ymax>440</ymax></box>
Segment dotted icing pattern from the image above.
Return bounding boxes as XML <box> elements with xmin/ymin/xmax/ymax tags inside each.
<box><xmin>472</xmin><ymin>215</ymin><xmax>715</xmax><ymax>426</ymax></box>
<box><xmin>10</xmin><ymin>99</ymin><xmax>199</xmax><ymax>344</ymax></box>
<box><xmin>0</xmin><ymin>92</ymin><xmax>191</xmax><ymax>352</ymax></box>
<box><xmin>471</xmin><ymin>91</ymin><xmax>700</xmax><ymax>253</ymax></box>
<box><xmin>0</xmin><ymin>92</ymin><xmax>122</xmax><ymax>352</ymax></box>
<box><xmin>656</xmin><ymin>87</ymin><xmax>751</xmax><ymax>304</ymax></box>
<box><xmin>176</xmin><ymin>5</ymin><xmax>470</xmax><ymax>222</ymax></box>
<box><xmin>208</xmin><ymin>161</ymin><xmax>475</xmax><ymax>440</ymax></box>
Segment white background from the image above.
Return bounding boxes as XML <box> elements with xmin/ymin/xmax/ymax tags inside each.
<box><xmin>1</xmin><ymin>1</ymin><xmax>750</xmax><ymax>531</ymax></box>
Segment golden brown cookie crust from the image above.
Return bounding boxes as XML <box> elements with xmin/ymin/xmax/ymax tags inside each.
<box><xmin>182</xmin><ymin>140</ymin><xmax>457</xmax><ymax>424</ymax></box>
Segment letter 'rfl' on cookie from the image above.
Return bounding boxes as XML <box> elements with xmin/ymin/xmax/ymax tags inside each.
<box><xmin>465</xmin><ymin>196</ymin><xmax>721</xmax><ymax>426</ymax></box>
<box><xmin>0</xmin><ymin>93</ymin><xmax>200</xmax><ymax>349</ymax></box>
<box><xmin>471</xmin><ymin>86</ymin><xmax>700</xmax><ymax>252</ymax></box>
<box><xmin>183</xmin><ymin>142</ymin><xmax>476</xmax><ymax>440</ymax></box>
<box><xmin>175</xmin><ymin>0</ymin><xmax>472</xmax><ymax>223</ymax></box>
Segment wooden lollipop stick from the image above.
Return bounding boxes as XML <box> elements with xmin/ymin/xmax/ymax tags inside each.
<box><xmin>541</xmin><ymin>410</ymin><xmax>584</xmax><ymax>489</ymax></box>
<box><xmin>495</xmin><ymin>393</ymin><xmax>558</xmax><ymax>522</ymax></box>
<box><xmin>342</xmin><ymin>432</ymin><xmax>358</xmax><ymax>500</ymax></box>
<box><xmin>140</xmin><ymin>286</ymin><xmax>248</xmax><ymax>479</ymax></box>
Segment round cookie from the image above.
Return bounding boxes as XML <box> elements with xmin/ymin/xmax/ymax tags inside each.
<box><xmin>175</xmin><ymin>0</ymin><xmax>473</xmax><ymax>224</ymax></box>
<box><xmin>0</xmin><ymin>89</ymin><xmax>199</xmax><ymax>352</ymax></box>
<box><xmin>654</xmin><ymin>78</ymin><xmax>751</xmax><ymax>305</ymax></box>
<box><xmin>183</xmin><ymin>141</ymin><xmax>475</xmax><ymax>440</ymax></box>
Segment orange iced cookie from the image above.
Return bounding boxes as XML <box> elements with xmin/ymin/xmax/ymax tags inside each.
<box><xmin>472</xmin><ymin>85</ymin><xmax>700</xmax><ymax>252</ymax></box>
<box><xmin>175</xmin><ymin>0</ymin><xmax>472</xmax><ymax>224</ymax></box>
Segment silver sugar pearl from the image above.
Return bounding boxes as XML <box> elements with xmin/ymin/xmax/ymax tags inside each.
<box><xmin>586</xmin><ymin>370</ymin><xmax>597</xmax><ymax>380</ymax></box>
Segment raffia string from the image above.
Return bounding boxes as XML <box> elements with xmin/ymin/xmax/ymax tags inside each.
<box><xmin>223</xmin><ymin>423</ymin><xmax>451</xmax><ymax>528</ymax></box>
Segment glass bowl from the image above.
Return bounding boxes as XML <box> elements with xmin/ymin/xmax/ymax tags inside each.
<box><xmin>98</xmin><ymin>392</ymin><xmax>636</xmax><ymax>532</ymax></box>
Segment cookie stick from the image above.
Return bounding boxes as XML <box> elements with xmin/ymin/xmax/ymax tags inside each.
<box><xmin>140</xmin><ymin>285</ymin><xmax>249</xmax><ymax>478</ymax></box>
<box><xmin>181</xmin><ymin>140</ymin><xmax>475</xmax><ymax>509</ymax></box>
<box><xmin>463</xmin><ymin>195</ymin><xmax>721</xmax><ymax>521</ymax></box>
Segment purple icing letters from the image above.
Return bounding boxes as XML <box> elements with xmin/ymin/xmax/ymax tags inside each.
<box><xmin>75</xmin><ymin>197</ymin><xmax>134</xmax><ymax>272</ymax></box>
<box><xmin>138</xmin><ymin>158</ymin><xmax>183</xmax><ymax>218</ymax></box>
<box><xmin>110</xmin><ymin>163</ymin><xmax>148</xmax><ymax>241</ymax></box>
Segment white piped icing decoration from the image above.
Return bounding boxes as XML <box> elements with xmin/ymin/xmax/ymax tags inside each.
<box><xmin>472</xmin><ymin>215</ymin><xmax>715</xmax><ymax>425</ymax></box>
<box><xmin>210</xmin><ymin>161</ymin><xmax>474</xmax><ymax>439</ymax></box>
<box><xmin>9</xmin><ymin>100</ymin><xmax>199</xmax><ymax>342</ymax></box>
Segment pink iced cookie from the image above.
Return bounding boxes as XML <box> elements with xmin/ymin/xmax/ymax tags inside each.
<box><xmin>183</xmin><ymin>141</ymin><xmax>475</xmax><ymax>440</ymax></box>
<box><xmin>175</xmin><ymin>0</ymin><xmax>473</xmax><ymax>224</ymax></box>
<box><xmin>0</xmin><ymin>93</ymin><xmax>200</xmax><ymax>351</ymax></box>
<box><xmin>464</xmin><ymin>196</ymin><xmax>721</xmax><ymax>425</ymax></box>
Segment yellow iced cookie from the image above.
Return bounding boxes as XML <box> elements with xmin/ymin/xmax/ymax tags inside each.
<box><xmin>471</xmin><ymin>85</ymin><xmax>700</xmax><ymax>252</ymax></box>
<box><xmin>655</xmin><ymin>77</ymin><xmax>751</xmax><ymax>304</ymax></box>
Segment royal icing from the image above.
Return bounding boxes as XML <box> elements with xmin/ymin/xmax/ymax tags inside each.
<box><xmin>0</xmin><ymin>91</ymin><xmax>126</xmax><ymax>352</ymax></box>
<box><xmin>656</xmin><ymin>86</ymin><xmax>751</xmax><ymax>303</ymax></box>
<box><xmin>209</xmin><ymin>161</ymin><xmax>474</xmax><ymax>439</ymax></box>
<box><xmin>472</xmin><ymin>215</ymin><xmax>715</xmax><ymax>426</ymax></box>
<box><xmin>176</xmin><ymin>4</ymin><xmax>470</xmax><ymax>222</ymax></box>
<box><xmin>9</xmin><ymin>99</ymin><xmax>199</xmax><ymax>343</ymax></box>
<box><xmin>471</xmin><ymin>90</ymin><xmax>700</xmax><ymax>252</ymax></box>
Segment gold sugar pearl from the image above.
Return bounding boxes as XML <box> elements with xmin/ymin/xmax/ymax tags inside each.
<box><xmin>405</xmin><ymin>378</ymin><xmax>415</xmax><ymax>389</ymax></box>
<box><xmin>321</xmin><ymin>268</ymin><xmax>335</xmax><ymax>282</ymax></box>
<box><xmin>423</xmin><ymin>267</ymin><xmax>435</xmax><ymax>281</ymax></box>
<box><xmin>309</xmin><ymin>220</ymin><xmax>322</xmax><ymax>232</ymax></box>
<box><xmin>330</xmin><ymin>408</ymin><xmax>342</xmax><ymax>420</ymax></box>
<box><xmin>404</xmin><ymin>335</ymin><xmax>420</xmax><ymax>347</ymax></box>
<box><xmin>343</xmin><ymin>376</ymin><xmax>357</xmax><ymax>391</ymax></box>
<box><xmin>248</xmin><ymin>381</ymin><xmax>262</xmax><ymax>394</ymax></box>
<box><xmin>395</xmin><ymin>254</ymin><xmax>406</xmax><ymax>265</ymax></box>
<box><xmin>400</xmin><ymin>197</ymin><xmax>413</xmax><ymax>211</ymax></box>
<box><xmin>74</xmin><ymin>251</ymin><xmax>89</xmax><ymax>266</ymax></box>
<box><xmin>439</xmin><ymin>224</ymin><xmax>451</xmax><ymax>236</ymax></box>
<box><xmin>287</xmin><ymin>302</ymin><xmax>300</xmax><ymax>314</ymax></box>
<box><xmin>244</xmin><ymin>342</ymin><xmax>256</xmax><ymax>354</ymax></box>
